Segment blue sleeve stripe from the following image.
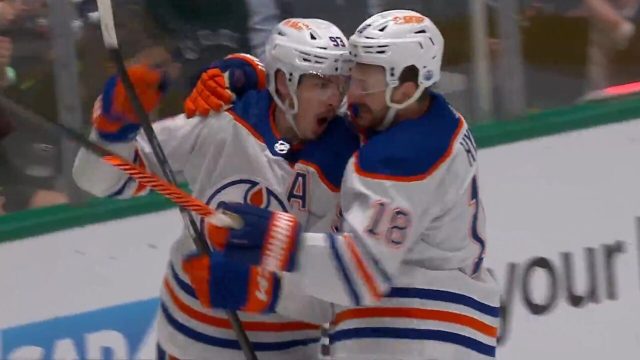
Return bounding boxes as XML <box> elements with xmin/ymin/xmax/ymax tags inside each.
<box><xmin>107</xmin><ymin>176</ymin><xmax>133</xmax><ymax>198</ymax></box>
<box><xmin>387</xmin><ymin>287</ymin><xmax>499</xmax><ymax>318</ymax></box>
<box><xmin>329</xmin><ymin>327</ymin><xmax>495</xmax><ymax>357</ymax></box>
<box><xmin>101</xmin><ymin>75</ymin><xmax>117</xmax><ymax>113</ymax></box>
<box><xmin>156</xmin><ymin>344</ymin><xmax>167</xmax><ymax>359</ymax></box>
<box><xmin>350</xmin><ymin>232</ymin><xmax>393</xmax><ymax>286</ymax></box>
<box><xmin>170</xmin><ymin>263</ymin><xmax>198</xmax><ymax>299</ymax></box>
<box><xmin>470</xmin><ymin>177</ymin><xmax>486</xmax><ymax>275</ymax></box>
<box><xmin>328</xmin><ymin>233</ymin><xmax>361</xmax><ymax>306</ymax></box>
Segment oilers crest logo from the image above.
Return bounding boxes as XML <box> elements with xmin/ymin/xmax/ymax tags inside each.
<box><xmin>200</xmin><ymin>178</ymin><xmax>289</xmax><ymax>232</ymax></box>
<box><xmin>202</xmin><ymin>179</ymin><xmax>288</xmax><ymax>213</ymax></box>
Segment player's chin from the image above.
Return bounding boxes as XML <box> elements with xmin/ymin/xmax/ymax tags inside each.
<box><xmin>352</xmin><ymin>113</ymin><xmax>375</xmax><ymax>130</ymax></box>
<box><xmin>350</xmin><ymin>105</ymin><xmax>375</xmax><ymax>129</ymax></box>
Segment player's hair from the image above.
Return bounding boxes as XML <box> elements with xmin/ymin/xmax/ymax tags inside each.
<box><xmin>398</xmin><ymin>65</ymin><xmax>431</xmax><ymax>103</ymax></box>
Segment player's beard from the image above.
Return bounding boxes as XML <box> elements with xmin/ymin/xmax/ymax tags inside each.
<box><xmin>351</xmin><ymin>103</ymin><xmax>384</xmax><ymax>131</ymax></box>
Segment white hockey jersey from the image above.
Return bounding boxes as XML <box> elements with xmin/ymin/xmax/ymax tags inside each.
<box><xmin>73</xmin><ymin>90</ymin><xmax>359</xmax><ymax>360</ymax></box>
<box><xmin>291</xmin><ymin>92</ymin><xmax>500</xmax><ymax>359</ymax></box>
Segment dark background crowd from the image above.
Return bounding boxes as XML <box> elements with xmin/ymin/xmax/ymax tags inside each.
<box><xmin>2</xmin><ymin>0</ymin><xmax>639</xmax><ymax>214</ymax></box>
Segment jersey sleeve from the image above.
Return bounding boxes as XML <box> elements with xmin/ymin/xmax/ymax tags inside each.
<box><xmin>73</xmin><ymin>114</ymin><xmax>213</xmax><ymax>199</ymax></box>
<box><xmin>290</xmin><ymin>121</ymin><xmax>476</xmax><ymax>307</ymax></box>
<box><xmin>274</xmin><ymin>272</ymin><xmax>334</xmax><ymax>325</ymax></box>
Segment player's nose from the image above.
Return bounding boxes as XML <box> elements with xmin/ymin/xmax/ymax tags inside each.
<box><xmin>326</xmin><ymin>90</ymin><xmax>340</xmax><ymax>108</ymax></box>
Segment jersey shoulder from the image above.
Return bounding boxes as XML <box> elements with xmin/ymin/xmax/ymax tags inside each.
<box><xmin>356</xmin><ymin>92</ymin><xmax>466</xmax><ymax>182</ymax></box>
<box><xmin>299</xmin><ymin>116</ymin><xmax>360</xmax><ymax>191</ymax></box>
<box><xmin>211</xmin><ymin>89</ymin><xmax>273</xmax><ymax>145</ymax></box>
<box><xmin>230</xmin><ymin>89</ymin><xmax>272</xmax><ymax>128</ymax></box>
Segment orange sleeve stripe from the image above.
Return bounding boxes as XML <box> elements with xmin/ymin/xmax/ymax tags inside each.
<box><xmin>93</xmin><ymin>115</ymin><xmax>123</xmax><ymax>133</ymax></box>
<box><xmin>334</xmin><ymin>307</ymin><xmax>497</xmax><ymax>338</ymax></box>
<box><xmin>298</xmin><ymin>160</ymin><xmax>340</xmax><ymax>193</ymax></box>
<box><xmin>268</xmin><ymin>104</ymin><xmax>282</xmax><ymax>138</ymax></box>
<box><xmin>163</xmin><ymin>278</ymin><xmax>319</xmax><ymax>332</ymax></box>
<box><xmin>344</xmin><ymin>234</ymin><xmax>382</xmax><ymax>302</ymax></box>
<box><xmin>227</xmin><ymin>110</ymin><xmax>265</xmax><ymax>144</ymax></box>
<box><xmin>180</xmin><ymin>257</ymin><xmax>212</xmax><ymax>309</ymax></box>
<box><xmin>354</xmin><ymin>117</ymin><xmax>465</xmax><ymax>182</ymax></box>
<box><xmin>204</xmin><ymin>222</ymin><xmax>230</xmax><ymax>251</ymax></box>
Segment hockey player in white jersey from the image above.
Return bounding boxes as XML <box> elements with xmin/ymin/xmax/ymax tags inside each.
<box><xmin>73</xmin><ymin>18</ymin><xmax>358</xmax><ymax>360</ymax></box>
<box><xmin>185</xmin><ymin>9</ymin><xmax>500</xmax><ymax>360</ymax></box>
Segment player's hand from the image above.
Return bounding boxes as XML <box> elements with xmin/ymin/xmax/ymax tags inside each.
<box><xmin>93</xmin><ymin>65</ymin><xmax>166</xmax><ymax>142</ymax></box>
<box><xmin>203</xmin><ymin>202</ymin><xmax>301</xmax><ymax>273</ymax></box>
<box><xmin>184</xmin><ymin>53</ymin><xmax>266</xmax><ymax>118</ymax></box>
<box><xmin>182</xmin><ymin>250</ymin><xmax>281</xmax><ymax>313</ymax></box>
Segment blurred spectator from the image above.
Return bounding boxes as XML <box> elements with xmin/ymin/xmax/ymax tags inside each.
<box><xmin>0</xmin><ymin>36</ymin><xmax>14</xmax><ymax>87</ymax></box>
<box><xmin>0</xmin><ymin>0</ymin><xmax>26</xmax><ymax>28</ymax></box>
<box><xmin>0</xmin><ymin>0</ymin><xmax>72</xmax><ymax>214</ymax></box>
<box><xmin>0</xmin><ymin>108</ymin><xmax>68</xmax><ymax>215</ymax></box>
<box><xmin>0</xmin><ymin>0</ymin><xmax>32</xmax><ymax>89</ymax></box>
<box><xmin>514</xmin><ymin>1</ymin><xmax>589</xmax><ymax>108</ymax></box>
<box><xmin>279</xmin><ymin>0</ymin><xmax>369</xmax><ymax>37</ymax></box>
<box><xmin>245</xmin><ymin>0</ymin><xmax>280</xmax><ymax>59</ymax></box>
<box><xmin>145</xmin><ymin>0</ymin><xmax>252</xmax><ymax>91</ymax></box>
<box><xmin>16</xmin><ymin>0</ymin><xmax>637</xmax><ymax>214</ymax></box>
<box><xmin>584</xmin><ymin>0</ymin><xmax>640</xmax><ymax>90</ymax></box>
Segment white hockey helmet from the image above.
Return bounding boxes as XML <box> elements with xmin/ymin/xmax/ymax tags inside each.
<box><xmin>264</xmin><ymin>18</ymin><xmax>352</xmax><ymax>135</ymax></box>
<box><xmin>349</xmin><ymin>10</ymin><xmax>444</xmax><ymax>128</ymax></box>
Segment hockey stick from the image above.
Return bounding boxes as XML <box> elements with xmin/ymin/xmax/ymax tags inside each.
<box><xmin>95</xmin><ymin>1</ymin><xmax>257</xmax><ymax>358</ymax></box>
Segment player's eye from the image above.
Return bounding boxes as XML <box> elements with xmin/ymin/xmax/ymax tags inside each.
<box><xmin>318</xmin><ymin>81</ymin><xmax>332</xmax><ymax>89</ymax></box>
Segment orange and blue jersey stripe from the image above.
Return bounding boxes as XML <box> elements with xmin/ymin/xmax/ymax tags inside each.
<box><xmin>160</xmin><ymin>263</ymin><xmax>321</xmax><ymax>352</ymax></box>
<box><xmin>327</xmin><ymin>232</ymin><xmax>393</xmax><ymax>306</ymax></box>
<box><xmin>330</xmin><ymin>287</ymin><xmax>499</xmax><ymax>357</ymax></box>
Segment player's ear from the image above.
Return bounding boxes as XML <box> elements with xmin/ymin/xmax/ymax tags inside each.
<box><xmin>392</xmin><ymin>81</ymin><xmax>418</xmax><ymax>104</ymax></box>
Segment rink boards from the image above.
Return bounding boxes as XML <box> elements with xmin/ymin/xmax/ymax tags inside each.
<box><xmin>1</xmin><ymin>118</ymin><xmax>640</xmax><ymax>359</ymax></box>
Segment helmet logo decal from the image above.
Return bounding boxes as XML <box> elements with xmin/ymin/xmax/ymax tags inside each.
<box><xmin>283</xmin><ymin>19</ymin><xmax>311</xmax><ymax>32</ymax></box>
<box><xmin>392</xmin><ymin>15</ymin><xmax>426</xmax><ymax>25</ymax></box>
<box><xmin>424</xmin><ymin>70</ymin><xmax>434</xmax><ymax>82</ymax></box>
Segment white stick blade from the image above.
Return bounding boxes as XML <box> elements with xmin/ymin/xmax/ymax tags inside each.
<box><xmin>96</xmin><ymin>0</ymin><xmax>119</xmax><ymax>49</ymax></box>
